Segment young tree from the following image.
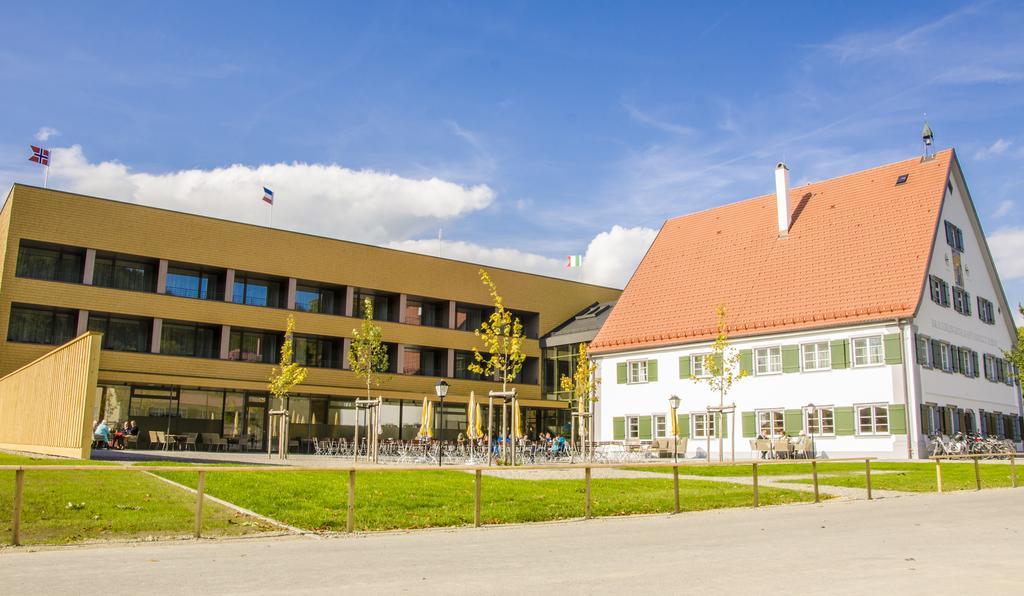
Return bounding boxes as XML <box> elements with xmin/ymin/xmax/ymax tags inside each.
<box><xmin>349</xmin><ymin>297</ymin><xmax>389</xmax><ymax>402</ymax></box>
<box><xmin>1005</xmin><ymin>305</ymin><xmax>1024</xmax><ymax>384</ymax></box>
<box><xmin>268</xmin><ymin>314</ymin><xmax>308</xmax><ymax>458</ymax></box>
<box><xmin>559</xmin><ymin>342</ymin><xmax>600</xmax><ymax>453</ymax></box>
<box><xmin>690</xmin><ymin>305</ymin><xmax>747</xmax><ymax>462</ymax></box>
<box><xmin>468</xmin><ymin>269</ymin><xmax>526</xmax><ymax>463</ymax></box>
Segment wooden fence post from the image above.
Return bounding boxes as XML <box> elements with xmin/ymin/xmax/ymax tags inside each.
<box><xmin>1011</xmin><ymin>455</ymin><xmax>1018</xmax><ymax>489</ymax></box>
<box><xmin>811</xmin><ymin>460</ymin><xmax>820</xmax><ymax>503</ymax></box>
<box><xmin>12</xmin><ymin>469</ymin><xmax>24</xmax><ymax>546</ymax></box>
<box><xmin>672</xmin><ymin>466</ymin><xmax>680</xmax><ymax>514</ymax></box>
<box><xmin>474</xmin><ymin>470</ymin><xmax>482</xmax><ymax>527</ymax></box>
<box><xmin>865</xmin><ymin>459</ymin><xmax>872</xmax><ymax>500</ymax></box>
<box><xmin>935</xmin><ymin>459</ymin><xmax>943</xmax><ymax>493</ymax></box>
<box><xmin>194</xmin><ymin>471</ymin><xmax>206</xmax><ymax>539</ymax></box>
<box><xmin>973</xmin><ymin>457</ymin><xmax>981</xmax><ymax>491</ymax></box>
<box><xmin>347</xmin><ymin>470</ymin><xmax>356</xmax><ymax>533</ymax></box>
<box><xmin>584</xmin><ymin>467</ymin><xmax>592</xmax><ymax>520</ymax></box>
<box><xmin>752</xmin><ymin>463</ymin><xmax>759</xmax><ymax>508</ymax></box>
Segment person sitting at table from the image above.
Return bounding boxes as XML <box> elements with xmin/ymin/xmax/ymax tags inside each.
<box><xmin>93</xmin><ymin>419</ymin><xmax>111</xmax><ymax>449</ymax></box>
<box><xmin>111</xmin><ymin>421</ymin><xmax>129</xmax><ymax>449</ymax></box>
<box><xmin>127</xmin><ymin>420</ymin><xmax>140</xmax><ymax>436</ymax></box>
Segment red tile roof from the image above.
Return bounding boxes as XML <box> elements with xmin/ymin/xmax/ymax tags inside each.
<box><xmin>590</xmin><ymin>149</ymin><xmax>954</xmax><ymax>354</ymax></box>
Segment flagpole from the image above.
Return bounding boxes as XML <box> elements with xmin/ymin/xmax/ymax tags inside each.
<box><xmin>43</xmin><ymin>164</ymin><xmax>48</xmax><ymax>189</ymax></box>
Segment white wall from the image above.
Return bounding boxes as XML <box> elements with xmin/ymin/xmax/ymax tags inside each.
<box><xmin>911</xmin><ymin>162</ymin><xmax>1022</xmax><ymax>454</ymax></box>
<box><xmin>596</xmin><ymin>322</ymin><xmax>910</xmax><ymax>459</ymax></box>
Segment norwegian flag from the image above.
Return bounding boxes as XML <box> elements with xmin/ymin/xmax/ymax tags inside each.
<box><xmin>28</xmin><ymin>145</ymin><xmax>50</xmax><ymax>166</ymax></box>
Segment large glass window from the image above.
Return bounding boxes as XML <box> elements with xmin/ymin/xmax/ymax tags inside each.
<box><xmin>15</xmin><ymin>242</ymin><xmax>84</xmax><ymax>283</ymax></box>
<box><xmin>7</xmin><ymin>305</ymin><xmax>77</xmax><ymax>345</ymax></box>
<box><xmin>129</xmin><ymin>387</ymin><xmax>178</xmax><ymax>418</ymax></box>
<box><xmin>405</xmin><ymin>298</ymin><xmax>447</xmax><ymax>327</ymax></box>
<box><xmin>352</xmin><ymin>290</ymin><xmax>398</xmax><ymax>322</ymax></box>
<box><xmin>294</xmin><ymin>283</ymin><xmax>342</xmax><ymax>315</ymax></box>
<box><xmin>542</xmin><ymin>345</ymin><xmax>578</xmax><ymax>399</ymax></box>
<box><xmin>160</xmin><ymin>321</ymin><xmax>219</xmax><ymax>358</ymax></box>
<box><xmin>93</xmin><ymin>254</ymin><xmax>157</xmax><ymax>293</ymax></box>
<box><xmin>233</xmin><ymin>274</ymin><xmax>284</xmax><ymax>308</ymax></box>
<box><xmin>806</xmin><ymin>407</ymin><xmax>835</xmax><ymax>435</ymax></box>
<box><xmin>223</xmin><ymin>392</ymin><xmax>245</xmax><ymax>437</ymax></box>
<box><xmin>165</xmin><ymin>266</ymin><xmax>223</xmax><ymax>300</ymax></box>
<box><xmin>455</xmin><ymin>304</ymin><xmax>487</xmax><ymax>331</ymax></box>
<box><xmin>293</xmin><ymin>335</ymin><xmax>342</xmax><ymax>368</ymax></box>
<box><xmin>88</xmin><ymin>313</ymin><xmax>152</xmax><ymax>352</ymax></box>
<box><xmin>454</xmin><ymin>350</ymin><xmax>484</xmax><ymax>380</ymax></box>
<box><xmin>228</xmin><ymin>329</ymin><xmax>280</xmax><ymax>363</ymax></box>
<box><xmin>693</xmin><ymin>412</ymin><xmax>717</xmax><ymax>439</ymax></box>
<box><xmin>178</xmin><ymin>389</ymin><xmax>224</xmax><ymax>420</ymax></box>
<box><xmin>402</xmin><ymin>346</ymin><xmax>447</xmax><ymax>376</ymax></box>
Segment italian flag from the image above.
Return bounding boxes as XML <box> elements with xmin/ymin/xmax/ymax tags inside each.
<box><xmin>566</xmin><ymin>255</ymin><xmax>583</xmax><ymax>268</ymax></box>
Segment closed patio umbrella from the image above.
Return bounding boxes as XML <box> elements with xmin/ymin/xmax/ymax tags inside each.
<box><xmin>466</xmin><ymin>392</ymin><xmax>477</xmax><ymax>439</ymax></box>
<box><xmin>513</xmin><ymin>401</ymin><xmax>525</xmax><ymax>439</ymax></box>
<box><xmin>475</xmin><ymin>403</ymin><xmax>484</xmax><ymax>439</ymax></box>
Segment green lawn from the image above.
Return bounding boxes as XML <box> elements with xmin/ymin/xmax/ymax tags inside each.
<box><xmin>155</xmin><ymin>469</ymin><xmax>820</xmax><ymax>532</ymax></box>
<box><xmin>0</xmin><ymin>453</ymin><xmax>275</xmax><ymax>545</ymax></box>
<box><xmin>633</xmin><ymin>461</ymin><xmax>1021</xmax><ymax>493</ymax></box>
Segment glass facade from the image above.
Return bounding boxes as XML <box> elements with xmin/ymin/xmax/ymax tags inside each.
<box><xmin>404</xmin><ymin>298</ymin><xmax>447</xmax><ymax>327</ymax></box>
<box><xmin>455</xmin><ymin>303</ymin><xmax>487</xmax><ymax>331</ymax></box>
<box><xmin>228</xmin><ymin>328</ymin><xmax>280</xmax><ymax>363</ymax></box>
<box><xmin>93</xmin><ymin>254</ymin><xmax>158</xmax><ymax>293</ymax></box>
<box><xmin>352</xmin><ymin>290</ymin><xmax>399</xmax><ymax>322</ymax></box>
<box><xmin>401</xmin><ymin>345</ymin><xmax>447</xmax><ymax>376</ymax></box>
<box><xmin>7</xmin><ymin>304</ymin><xmax>77</xmax><ymax>345</ymax></box>
<box><xmin>15</xmin><ymin>242</ymin><xmax>84</xmax><ymax>283</ymax></box>
<box><xmin>161</xmin><ymin>321</ymin><xmax>220</xmax><ymax>358</ymax></box>
<box><xmin>233</xmin><ymin>274</ymin><xmax>285</xmax><ymax>308</ymax></box>
<box><xmin>543</xmin><ymin>345</ymin><xmax>579</xmax><ymax>400</ymax></box>
<box><xmin>165</xmin><ymin>265</ymin><xmax>223</xmax><ymax>300</ymax></box>
<box><xmin>87</xmin><ymin>313</ymin><xmax>152</xmax><ymax>352</ymax></box>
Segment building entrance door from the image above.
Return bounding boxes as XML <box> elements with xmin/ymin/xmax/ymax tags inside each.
<box><xmin>245</xmin><ymin>394</ymin><xmax>267</xmax><ymax>452</ymax></box>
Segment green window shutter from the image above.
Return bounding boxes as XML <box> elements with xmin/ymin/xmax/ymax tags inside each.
<box><xmin>638</xmin><ymin>415</ymin><xmax>653</xmax><ymax>440</ymax></box>
<box><xmin>718</xmin><ymin>412</ymin><xmax>728</xmax><ymax>438</ymax></box>
<box><xmin>612</xmin><ymin>417</ymin><xmax>625</xmax><ymax>440</ymax></box>
<box><xmin>616</xmin><ymin>363</ymin><xmax>627</xmax><ymax>384</ymax></box>
<box><xmin>742</xmin><ymin>411</ymin><xmax>756</xmax><ymax>437</ymax></box>
<box><xmin>678</xmin><ymin>414</ymin><xmax>690</xmax><ymax>438</ymax></box>
<box><xmin>647</xmin><ymin>360</ymin><xmax>658</xmax><ymax>382</ymax></box>
<box><xmin>678</xmin><ymin>356</ymin><xmax>691</xmax><ymax>379</ymax></box>
<box><xmin>739</xmin><ymin>349</ymin><xmax>753</xmax><ymax>375</ymax></box>
<box><xmin>834</xmin><ymin>407</ymin><xmax>855</xmax><ymax>435</ymax></box>
<box><xmin>920</xmin><ymin>404</ymin><xmax>929</xmax><ymax>433</ymax></box>
<box><xmin>781</xmin><ymin>345</ymin><xmax>800</xmax><ymax>373</ymax></box>
<box><xmin>889</xmin><ymin>404</ymin><xmax>907</xmax><ymax>434</ymax></box>
<box><xmin>884</xmin><ymin>333</ymin><xmax>903</xmax><ymax>365</ymax></box>
<box><xmin>830</xmin><ymin>339</ymin><xmax>849</xmax><ymax>369</ymax></box>
<box><xmin>783</xmin><ymin>409</ymin><xmax>803</xmax><ymax>434</ymax></box>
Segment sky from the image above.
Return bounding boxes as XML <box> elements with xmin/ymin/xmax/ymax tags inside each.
<box><xmin>1</xmin><ymin>1</ymin><xmax>1022</xmax><ymax>321</ymax></box>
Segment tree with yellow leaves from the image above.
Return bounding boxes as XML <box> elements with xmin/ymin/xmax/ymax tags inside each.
<box><xmin>690</xmin><ymin>305</ymin><xmax>747</xmax><ymax>462</ymax></box>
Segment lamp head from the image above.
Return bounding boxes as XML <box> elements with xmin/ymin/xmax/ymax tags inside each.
<box><xmin>435</xmin><ymin>379</ymin><xmax>449</xmax><ymax>398</ymax></box>
<box><xmin>669</xmin><ymin>395</ymin><xmax>681</xmax><ymax>410</ymax></box>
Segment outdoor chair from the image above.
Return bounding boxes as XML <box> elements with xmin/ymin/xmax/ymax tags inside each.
<box><xmin>182</xmin><ymin>433</ymin><xmax>198</xmax><ymax>451</ymax></box>
<box><xmin>753</xmin><ymin>439</ymin><xmax>772</xmax><ymax>459</ymax></box>
<box><xmin>148</xmin><ymin>430</ymin><xmax>160</xmax><ymax>449</ymax></box>
<box><xmin>201</xmin><ymin>433</ymin><xmax>228</xmax><ymax>452</ymax></box>
<box><xmin>124</xmin><ymin>433</ymin><xmax>138</xmax><ymax>449</ymax></box>
<box><xmin>93</xmin><ymin>433</ymin><xmax>109</xmax><ymax>449</ymax></box>
<box><xmin>792</xmin><ymin>437</ymin><xmax>813</xmax><ymax>459</ymax></box>
<box><xmin>772</xmin><ymin>438</ymin><xmax>791</xmax><ymax>459</ymax></box>
<box><xmin>156</xmin><ymin>431</ymin><xmax>171</xmax><ymax>450</ymax></box>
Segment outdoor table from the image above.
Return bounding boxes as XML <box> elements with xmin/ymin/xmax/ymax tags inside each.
<box><xmin>163</xmin><ymin>434</ymin><xmax>184</xmax><ymax>451</ymax></box>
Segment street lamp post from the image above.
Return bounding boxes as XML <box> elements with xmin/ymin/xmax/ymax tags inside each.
<box><xmin>669</xmin><ymin>394</ymin><xmax>681</xmax><ymax>463</ymax></box>
<box><xmin>806</xmin><ymin>403</ymin><xmax>816</xmax><ymax>459</ymax></box>
<box><xmin>435</xmin><ymin>379</ymin><xmax>449</xmax><ymax>467</ymax></box>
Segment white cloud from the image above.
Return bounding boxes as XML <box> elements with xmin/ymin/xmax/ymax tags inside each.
<box><xmin>974</xmin><ymin>138</ymin><xmax>1013</xmax><ymax>160</ymax></box>
<box><xmin>623</xmin><ymin>103</ymin><xmax>694</xmax><ymax>137</ymax></box>
<box><xmin>390</xmin><ymin>224</ymin><xmax>658</xmax><ymax>289</ymax></box>
<box><xmin>989</xmin><ymin>227</ymin><xmax>1024</xmax><ymax>281</ymax></box>
<box><xmin>993</xmin><ymin>200</ymin><xmax>1014</xmax><ymax>218</ymax></box>
<box><xmin>34</xmin><ymin>127</ymin><xmax>59</xmax><ymax>142</ymax></box>
<box><xmin>48</xmin><ymin>145</ymin><xmax>494</xmax><ymax>244</ymax></box>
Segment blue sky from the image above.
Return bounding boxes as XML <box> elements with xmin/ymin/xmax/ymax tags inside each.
<box><xmin>1</xmin><ymin>1</ymin><xmax>1022</xmax><ymax>317</ymax></box>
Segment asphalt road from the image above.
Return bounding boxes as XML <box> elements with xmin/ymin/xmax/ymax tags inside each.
<box><xmin>2</xmin><ymin>489</ymin><xmax>1021</xmax><ymax>595</ymax></box>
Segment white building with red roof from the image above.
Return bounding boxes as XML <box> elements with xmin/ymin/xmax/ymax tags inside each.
<box><xmin>590</xmin><ymin>147</ymin><xmax>1022</xmax><ymax>459</ymax></box>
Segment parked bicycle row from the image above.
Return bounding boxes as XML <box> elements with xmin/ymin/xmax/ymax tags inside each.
<box><xmin>928</xmin><ymin>432</ymin><xmax>1017</xmax><ymax>458</ymax></box>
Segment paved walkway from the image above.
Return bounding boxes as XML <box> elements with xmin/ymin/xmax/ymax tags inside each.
<box><xmin>2</xmin><ymin>489</ymin><xmax>1020</xmax><ymax>594</ymax></box>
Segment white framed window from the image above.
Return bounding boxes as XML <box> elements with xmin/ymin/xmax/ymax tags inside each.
<box><xmin>626</xmin><ymin>416</ymin><xmax>640</xmax><ymax>439</ymax></box>
<box><xmin>756</xmin><ymin>409</ymin><xmax>784</xmax><ymax>437</ymax></box>
<box><xmin>754</xmin><ymin>346</ymin><xmax>782</xmax><ymax>375</ymax></box>
<box><xmin>653</xmin><ymin>414</ymin><xmax>668</xmax><ymax>439</ymax></box>
<box><xmin>852</xmin><ymin>336</ymin><xmax>884</xmax><ymax>367</ymax></box>
<box><xmin>693</xmin><ymin>412</ymin><xmax>717</xmax><ymax>439</ymax></box>
<box><xmin>915</xmin><ymin>335</ymin><xmax>931</xmax><ymax>368</ymax></box>
<box><xmin>691</xmin><ymin>354</ymin><xmax>710</xmax><ymax>378</ymax></box>
<box><xmin>805</xmin><ymin>406</ymin><xmax>835</xmax><ymax>435</ymax></box>
<box><xmin>856</xmin><ymin>404</ymin><xmax>889</xmax><ymax>435</ymax></box>
<box><xmin>627</xmin><ymin>360</ymin><xmax>648</xmax><ymax>384</ymax></box>
<box><xmin>801</xmin><ymin>342</ymin><xmax>831</xmax><ymax>371</ymax></box>
<box><xmin>938</xmin><ymin>343</ymin><xmax>951</xmax><ymax>372</ymax></box>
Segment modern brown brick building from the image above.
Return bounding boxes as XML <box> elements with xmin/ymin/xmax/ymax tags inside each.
<box><xmin>0</xmin><ymin>184</ymin><xmax>620</xmax><ymax>449</ymax></box>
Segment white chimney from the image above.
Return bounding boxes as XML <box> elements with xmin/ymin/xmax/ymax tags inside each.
<box><xmin>775</xmin><ymin>162</ymin><xmax>790</xmax><ymax>237</ymax></box>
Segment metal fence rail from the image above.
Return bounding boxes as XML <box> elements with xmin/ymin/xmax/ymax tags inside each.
<box><xmin>0</xmin><ymin>456</ymin><xmax>878</xmax><ymax>546</ymax></box>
